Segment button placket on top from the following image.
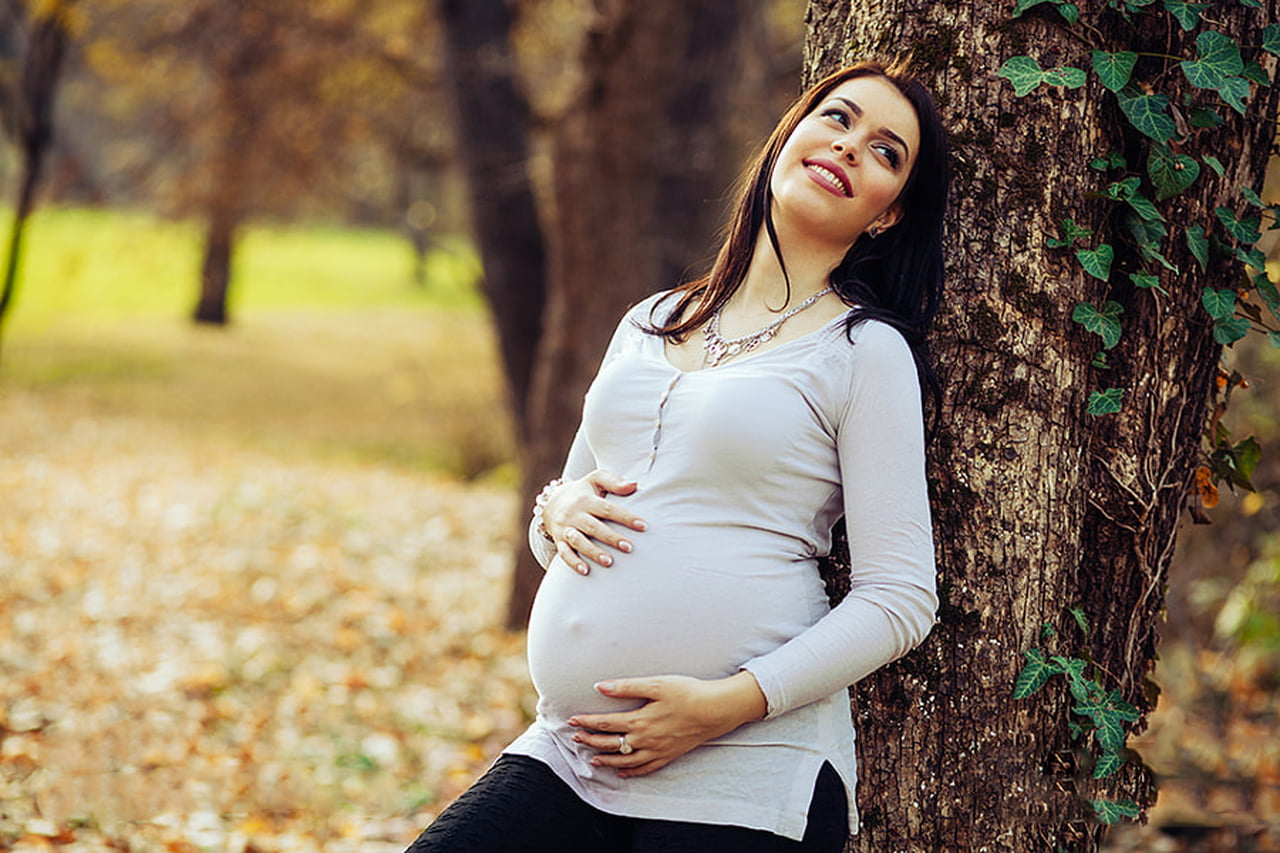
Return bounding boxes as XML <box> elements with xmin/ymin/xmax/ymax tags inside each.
<box><xmin>646</xmin><ymin>372</ymin><xmax>683</xmax><ymax>471</ymax></box>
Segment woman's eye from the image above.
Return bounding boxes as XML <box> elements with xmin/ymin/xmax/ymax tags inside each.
<box><xmin>874</xmin><ymin>143</ymin><xmax>901</xmax><ymax>169</ymax></box>
<box><xmin>822</xmin><ymin>108</ymin><xmax>850</xmax><ymax>127</ymax></box>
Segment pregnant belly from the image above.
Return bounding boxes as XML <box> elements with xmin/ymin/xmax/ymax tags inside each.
<box><xmin>525</xmin><ymin>548</ymin><xmax>823</xmax><ymax>722</ymax></box>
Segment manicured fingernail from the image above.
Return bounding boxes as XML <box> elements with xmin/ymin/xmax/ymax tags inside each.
<box><xmin>599</xmin><ymin>555</ymin><xmax>612</xmax><ymax>567</ymax></box>
<box><xmin>568</xmin><ymin>718</ymin><xmax>580</xmax><ymax>727</ymax></box>
<box><xmin>595</xmin><ymin>681</ymin><xmax>616</xmax><ymax>693</ymax></box>
<box><xmin>578</xmin><ymin>563</ymin><xmax>590</xmax><ymax>575</ymax></box>
<box><xmin>618</xmin><ymin>540</ymin><xmax>632</xmax><ymax>553</ymax></box>
<box><xmin>590</xmin><ymin>758</ymin><xmax>602</xmax><ymax>766</ymax></box>
<box><xmin>572</xmin><ymin>735</ymin><xmax>582</xmax><ymax>743</ymax></box>
<box><xmin>634</xmin><ymin>520</ymin><xmax>647</xmax><ymax>531</ymax></box>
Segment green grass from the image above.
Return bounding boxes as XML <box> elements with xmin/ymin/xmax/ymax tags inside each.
<box><xmin>0</xmin><ymin>206</ymin><xmax>515</xmax><ymax>481</ymax></box>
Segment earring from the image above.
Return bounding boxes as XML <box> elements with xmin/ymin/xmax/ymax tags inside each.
<box><xmin>867</xmin><ymin>226</ymin><xmax>881</xmax><ymax>238</ymax></box>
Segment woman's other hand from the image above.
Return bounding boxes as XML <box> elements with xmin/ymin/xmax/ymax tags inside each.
<box><xmin>566</xmin><ymin>672</ymin><xmax>768</xmax><ymax>777</ymax></box>
<box><xmin>543</xmin><ymin>470</ymin><xmax>647</xmax><ymax>575</ymax></box>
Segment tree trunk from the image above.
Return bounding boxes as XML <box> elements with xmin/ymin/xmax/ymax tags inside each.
<box><xmin>437</xmin><ymin>0</ymin><xmax>547</xmax><ymax>433</ymax></box>
<box><xmin>194</xmin><ymin>203</ymin><xmax>236</xmax><ymax>325</ymax></box>
<box><xmin>805</xmin><ymin>1</ymin><xmax>1280</xmax><ymax>850</ymax></box>
<box><xmin>506</xmin><ymin>0</ymin><xmax>761</xmax><ymax>628</ymax></box>
<box><xmin>0</xmin><ymin>0</ymin><xmax>73</xmax><ymax>362</ymax></box>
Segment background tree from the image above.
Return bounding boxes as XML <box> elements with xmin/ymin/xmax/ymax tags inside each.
<box><xmin>0</xmin><ymin>0</ymin><xmax>75</xmax><ymax>362</ymax></box>
<box><xmin>438</xmin><ymin>0</ymin><xmax>801</xmax><ymax>626</ymax></box>
<box><xmin>804</xmin><ymin>0</ymin><xmax>1280</xmax><ymax>850</ymax></box>
<box><xmin>74</xmin><ymin>0</ymin><xmax>450</xmax><ymax>325</ymax></box>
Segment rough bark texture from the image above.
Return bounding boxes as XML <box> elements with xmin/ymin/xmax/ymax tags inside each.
<box><xmin>805</xmin><ymin>1</ymin><xmax>1280</xmax><ymax>850</ymax></box>
<box><xmin>437</xmin><ymin>0</ymin><xmax>546</xmax><ymax>432</ymax></box>
<box><xmin>507</xmin><ymin>0</ymin><xmax>758</xmax><ymax>627</ymax></box>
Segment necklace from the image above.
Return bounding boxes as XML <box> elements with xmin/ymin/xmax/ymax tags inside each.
<box><xmin>701</xmin><ymin>287</ymin><xmax>834</xmax><ymax>367</ymax></box>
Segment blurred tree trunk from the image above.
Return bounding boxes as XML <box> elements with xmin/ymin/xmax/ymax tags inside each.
<box><xmin>509</xmin><ymin>0</ymin><xmax>762</xmax><ymax>627</ymax></box>
<box><xmin>805</xmin><ymin>1</ymin><xmax>1280</xmax><ymax>850</ymax></box>
<box><xmin>0</xmin><ymin>0</ymin><xmax>74</xmax><ymax>361</ymax></box>
<box><xmin>193</xmin><ymin>7</ymin><xmax>259</xmax><ymax>327</ymax></box>
<box><xmin>437</xmin><ymin>0</ymin><xmax>546</xmax><ymax>431</ymax></box>
<box><xmin>436</xmin><ymin>0</ymin><xmax>764</xmax><ymax>627</ymax></box>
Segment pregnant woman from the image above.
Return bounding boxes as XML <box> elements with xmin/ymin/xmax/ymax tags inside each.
<box><xmin>407</xmin><ymin>59</ymin><xmax>950</xmax><ymax>852</ymax></box>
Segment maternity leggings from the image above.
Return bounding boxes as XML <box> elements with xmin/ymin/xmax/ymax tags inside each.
<box><xmin>404</xmin><ymin>754</ymin><xmax>848</xmax><ymax>853</ymax></box>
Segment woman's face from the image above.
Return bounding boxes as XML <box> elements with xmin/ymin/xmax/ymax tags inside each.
<box><xmin>769</xmin><ymin>75</ymin><xmax>921</xmax><ymax>253</ymax></box>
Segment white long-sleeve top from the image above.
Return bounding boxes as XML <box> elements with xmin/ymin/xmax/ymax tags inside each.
<box><xmin>506</xmin><ymin>290</ymin><xmax>938</xmax><ymax>840</ymax></box>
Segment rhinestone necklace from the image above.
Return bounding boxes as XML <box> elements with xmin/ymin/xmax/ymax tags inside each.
<box><xmin>701</xmin><ymin>287</ymin><xmax>834</xmax><ymax>368</ymax></box>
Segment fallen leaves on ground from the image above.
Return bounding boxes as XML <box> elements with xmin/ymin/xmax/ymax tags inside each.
<box><xmin>0</xmin><ymin>391</ymin><xmax>533</xmax><ymax>852</ymax></box>
<box><xmin>1</xmin><ymin>391</ymin><xmax>1276</xmax><ymax>851</ymax></box>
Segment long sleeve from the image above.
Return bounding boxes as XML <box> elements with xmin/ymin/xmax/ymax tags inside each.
<box><xmin>525</xmin><ymin>294</ymin><xmax>662</xmax><ymax>569</ymax></box>
<box><xmin>742</xmin><ymin>321</ymin><xmax>938</xmax><ymax>718</ymax></box>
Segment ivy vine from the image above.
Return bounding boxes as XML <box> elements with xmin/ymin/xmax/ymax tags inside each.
<box><xmin>1000</xmin><ymin>0</ymin><xmax>1278</xmax><ymax>825</ymax></box>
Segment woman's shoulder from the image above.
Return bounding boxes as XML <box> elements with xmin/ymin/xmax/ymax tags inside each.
<box><xmin>623</xmin><ymin>288</ymin><xmax>680</xmax><ymax>325</ymax></box>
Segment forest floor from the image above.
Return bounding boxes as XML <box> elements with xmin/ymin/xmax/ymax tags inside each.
<box><xmin>1</xmin><ymin>390</ymin><xmax>1277</xmax><ymax>853</ymax></box>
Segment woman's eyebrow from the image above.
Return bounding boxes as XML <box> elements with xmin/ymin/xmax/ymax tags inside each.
<box><xmin>833</xmin><ymin>96</ymin><xmax>911</xmax><ymax>158</ymax></box>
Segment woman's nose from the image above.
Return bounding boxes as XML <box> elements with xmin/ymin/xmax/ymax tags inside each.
<box><xmin>831</xmin><ymin>138</ymin><xmax>857</xmax><ymax>162</ymax></box>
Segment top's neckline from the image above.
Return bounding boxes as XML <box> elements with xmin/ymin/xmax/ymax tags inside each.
<box><xmin>657</xmin><ymin>307</ymin><xmax>854</xmax><ymax>375</ymax></box>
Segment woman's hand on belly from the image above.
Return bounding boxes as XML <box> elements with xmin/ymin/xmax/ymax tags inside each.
<box><xmin>566</xmin><ymin>671</ymin><xmax>768</xmax><ymax>778</ymax></box>
<box><xmin>543</xmin><ymin>469</ymin><xmax>648</xmax><ymax>575</ymax></box>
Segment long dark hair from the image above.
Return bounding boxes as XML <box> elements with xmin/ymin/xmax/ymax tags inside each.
<box><xmin>647</xmin><ymin>60</ymin><xmax>950</xmax><ymax>426</ymax></box>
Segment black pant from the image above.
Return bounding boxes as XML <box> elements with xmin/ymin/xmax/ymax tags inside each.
<box><xmin>405</xmin><ymin>754</ymin><xmax>848</xmax><ymax>853</ymax></box>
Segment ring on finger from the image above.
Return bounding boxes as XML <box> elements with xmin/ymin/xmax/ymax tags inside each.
<box><xmin>617</xmin><ymin>734</ymin><xmax>634</xmax><ymax>755</ymax></box>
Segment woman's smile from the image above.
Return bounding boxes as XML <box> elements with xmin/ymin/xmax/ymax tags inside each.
<box><xmin>803</xmin><ymin>158</ymin><xmax>852</xmax><ymax>197</ymax></box>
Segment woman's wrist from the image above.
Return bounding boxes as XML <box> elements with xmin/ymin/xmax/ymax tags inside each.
<box><xmin>722</xmin><ymin>670</ymin><xmax>768</xmax><ymax>727</ymax></box>
<box><xmin>532</xmin><ymin>477</ymin><xmax>564</xmax><ymax>542</ymax></box>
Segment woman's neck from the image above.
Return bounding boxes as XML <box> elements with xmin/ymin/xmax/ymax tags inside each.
<box><xmin>735</xmin><ymin>221</ymin><xmax>845</xmax><ymax>313</ymax></box>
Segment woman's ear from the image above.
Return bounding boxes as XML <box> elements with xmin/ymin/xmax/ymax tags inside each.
<box><xmin>871</xmin><ymin>202</ymin><xmax>905</xmax><ymax>234</ymax></box>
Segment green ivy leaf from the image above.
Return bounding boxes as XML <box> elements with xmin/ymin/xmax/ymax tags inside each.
<box><xmin>1181</xmin><ymin>30</ymin><xmax>1244</xmax><ymax>90</ymax></box>
<box><xmin>1235</xmin><ymin>436</ymin><xmax>1262</xmax><ymax>484</ymax></box>
<box><xmin>1130</xmin><ymin>270</ymin><xmax>1168</xmax><ymax>295</ymax></box>
<box><xmin>1126</xmin><ymin>214</ymin><xmax>1177</xmax><ymax>272</ymax></box>
<box><xmin>1126</xmin><ymin>190</ymin><xmax>1164</xmax><ymax>222</ymax></box>
<box><xmin>1077</xmin><ymin>244</ymin><xmax>1115</xmax><ymax>280</ymax></box>
<box><xmin>1147</xmin><ymin>144</ymin><xmax>1200</xmax><ymax>200</ymax></box>
<box><xmin>1201</xmin><ymin>287</ymin><xmax>1237</xmax><ymax>320</ymax></box>
<box><xmin>1087</xmin><ymin>387</ymin><xmax>1125</xmax><ymax>415</ymax></box>
<box><xmin>1090</xmin><ymin>151</ymin><xmax>1127</xmax><ymax>171</ymax></box>
<box><xmin>1241</xmin><ymin>186</ymin><xmax>1264</xmax><ymax>207</ymax></box>
<box><xmin>1186</xmin><ymin>225</ymin><xmax>1209</xmax><ymax>271</ymax></box>
<box><xmin>1237</xmin><ymin>246</ymin><xmax>1266</xmax><ymax>270</ymax></box>
<box><xmin>1092</xmin><ymin>350</ymin><xmax>1110</xmax><ymax>368</ymax></box>
<box><xmin>1072</xmin><ymin>301</ymin><xmax>1124</xmax><ymax>349</ymax></box>
<box><xmin>1254</xmin><ymin>273</ymin><xmax>1280</xmax><ymax>324</ymax></box>
<box><xmin>1242</xmin><ymin>61</ymin><xmax>1270</xmax><ymax>87</ymax></box>
<box><xmin>1102</xmin><ymin>176</ymin><xmax>1141</xmax><ymax>200</ymax></box>
<box><xmin>1214</xmin><ymin>316</ymin><xmax>1251</xmax><ymax>345</ymax></box>
<box><xmin>1092</xmin><ymin>799</ymin><xmax>1140</xmax><ymax>824</ymax></box>
<box><xmin>1190</xmin><ymin>107</ymin><xmax>1224</xmax><ymax>128</ymax></box>
<box><xmin>1091</xmin><ymin>50</ymin><xmax>1138</xmax><ymax>92</ymax></box>
<box><xmin>1264</xmin><ymin>24</ymin><xmax>1280</xmax><ymax>57</ymax></box>
<box><xmin>1203</xmin><ymin>154</ymin><xmax>1225</xmax><ymax>176</ymax></box>
<box><xmin>1043</xmin><ymin>66</ymin><xmax>1088</xmax><ymax>88</ymax></box>
<box><xmin>998</xmin><ymin>56</ymin><xmax>1045</xmax><ymax>96</ymax></box>
<box><xmin>1067</xmin><ymin>606</ymin><xmax>1090</xmax><ymax>637</ymax></box>
<box><xmin>1117</xmin><ymin>91</ymin><xmax>1177</xmax><ymax>142</ymax></box>
<box><xmin>1216</xmin><ymin>207</ymin><xmax>1263</xmax><ymax>242</ymax></box>
<box><xmin>1057</xmin><ymin>3</ymin><xmax>1080</xmax><ymax>23</ymax></box>
<box><xmin>1012</xmin><ymin>0</ymin><xmax>1053</xmax><ymax>15</ymax></box>
<box><xmin>1047</xmin><ymin>218</ymin><xmax>1093</xmax><ymax>248</ymax></box>
<box><xmin>1014</xmin><ymin>648</ymin><xmax>1062</xmax><ymax>698</ymax></box>
<box><xmin>1219</xmin><ymin>76</ymin><xmax>1251</xmax><ymax>115</ymax></box>
<box><xmin>1094</xmin><ymin>750</ymin><xmax>1126</xmax><ymax>779</ymax></box>
<box><xmin>1162</xmin><ymin>0</ymin><xmax>1207</xmax><ymax>30</ymax></box>
<box><xmin>1239</xmin><ymin>0</ymin><xmax>1262</xmax><ymax>7</ymax></box>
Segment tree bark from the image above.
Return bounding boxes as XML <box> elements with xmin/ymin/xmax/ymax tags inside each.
<box><xmin>805</xmin><ymin>1</ymin><xmax>1280</xmax><ymax>850</ymax></box>
<box><xmin>506</xmin><ymin>0</ymin><xmax>761</xmax><ymax>627</ymax></box>
<box><xmin>437</xmin><ymin>0</ymin><xmax>547</xmax><ymax>433</ymax></box>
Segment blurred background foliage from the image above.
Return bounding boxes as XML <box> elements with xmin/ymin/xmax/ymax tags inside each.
<box><xmin>0</xmin><ymin>0</ymin><xmax>1276</xmax><ymax>848</ymax></box>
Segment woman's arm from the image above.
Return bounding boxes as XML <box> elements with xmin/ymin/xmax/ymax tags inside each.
<box><xmin>742</xmin><ymin>320</ymin><xmax>938</xmax><ymax>718</ymax></box>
